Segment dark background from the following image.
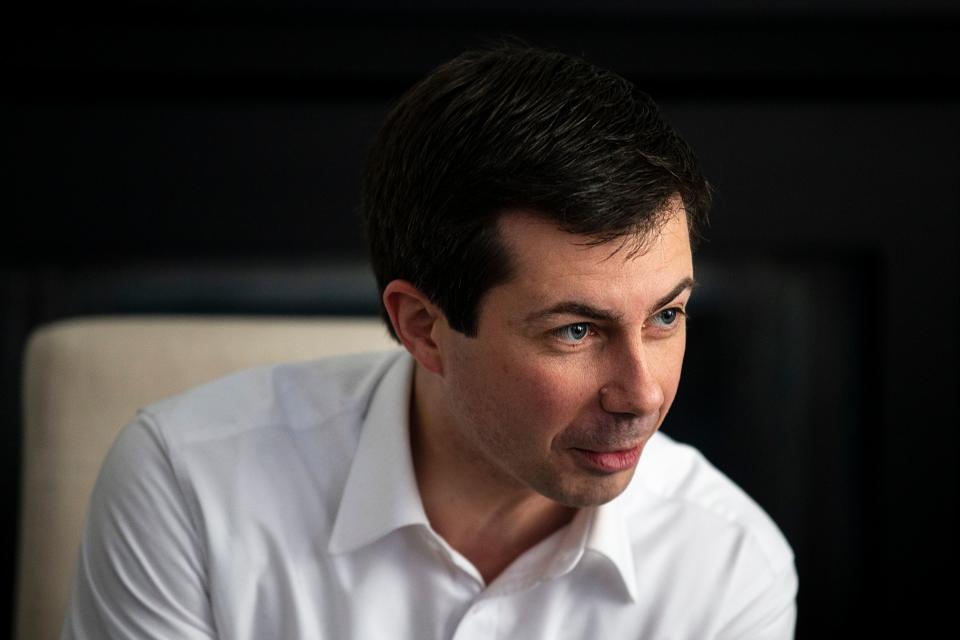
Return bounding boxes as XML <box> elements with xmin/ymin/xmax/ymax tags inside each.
<box><xmin>2</xmin><ymin>1</ymin><xmax>958</xmax><ymax>637</ymax></box>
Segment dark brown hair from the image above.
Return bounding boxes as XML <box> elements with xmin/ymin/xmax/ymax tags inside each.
<box><xmin>361</xmin><ymin>43</ymin><xmax>711</xmax><ymax>337</ymax></box>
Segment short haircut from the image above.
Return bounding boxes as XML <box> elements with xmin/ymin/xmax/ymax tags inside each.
<box><xmin>361</xmin><ymin>42</ymin><xmax>711</xmax><ymax>338</ymax></box>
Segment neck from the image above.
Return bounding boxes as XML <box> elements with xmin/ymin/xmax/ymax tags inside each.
<box><xmin>410</xmin><ymin>364</ymin><xmax>576</xmax><ymax>583</ymax></box>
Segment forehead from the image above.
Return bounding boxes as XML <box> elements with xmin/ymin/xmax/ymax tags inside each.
<box><xmin>484</xmin><ymin>205</ymin><xmax>693</xmax><ymax>325</ymax></box>
<box><xmin>499</xmin><ymin>206</ymin><xmax>690</xmax><ymax>276</ymax></box>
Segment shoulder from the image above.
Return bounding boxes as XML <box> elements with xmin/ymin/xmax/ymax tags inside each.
<box><xmin>95</xmin><ymin>349</ymin><xmax>410</xmax><ymax>573</ymax></box>
<box><xmin>140</xmin><ymin>349</ymin><xmax>406</xmax><ymax>449</ymax></box>
<box><xmin>615</xmin><ymin>432</ymin><xmax>798</xmax><ymax>634</ymax></box>
<box><xmin>66</xmin><ymin>352</ymin><xmax>410</xmax><ymax>639</ymax></box>
<box><xmin>625</xmin><ymin>431</ymin><xmax>795</xmax><ymax>575</ymax></box>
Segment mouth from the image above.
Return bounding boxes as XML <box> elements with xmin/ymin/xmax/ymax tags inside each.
<box><xmin>571</xmin><ymin>444</ymin><xmax>643</xmax><ymax>474</ymax></box>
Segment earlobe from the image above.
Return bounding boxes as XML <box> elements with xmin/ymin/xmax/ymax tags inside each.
<box><xmin>382</xmin><ymin>280</ymin><xmax>445</xmax><ymax>375</ymax></box>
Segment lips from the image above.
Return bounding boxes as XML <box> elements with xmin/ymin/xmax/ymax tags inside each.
<box><xmin>573</xmin><ymin>445</ymin><xmax>643</xmax><ymax>473</ymax></box>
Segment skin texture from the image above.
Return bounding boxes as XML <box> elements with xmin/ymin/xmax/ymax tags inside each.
<box><xmin>384</xmin><ymin>198</ymin><xmax>694</xmax><ymax>582</ymax></box>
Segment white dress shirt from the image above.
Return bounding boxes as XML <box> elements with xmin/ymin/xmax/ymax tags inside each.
<box><xmin>63</xmin><ymin>349</ymin><xmax>797</xmax><ymax>639</ymax></box>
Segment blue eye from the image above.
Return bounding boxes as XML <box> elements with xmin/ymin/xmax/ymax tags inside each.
<box><xmin>556</xmin><ymin>322</ymin><xmax>592</xmax><ymax>343</ymax></box>
<box><xmin>652</xmin><ymin>308</ymin><xmax>683</xmax><ymax>328</ymax></box>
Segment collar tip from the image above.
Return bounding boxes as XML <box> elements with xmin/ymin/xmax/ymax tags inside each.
<box><xmin>326</xmin><ymin>530</ymin><xmax>356</xmax><ymax>555</ymax></box>
<box><xmin>622</xmin><ymin>579</ymin><xmax>639</xmax><ymax>603</ymax></box>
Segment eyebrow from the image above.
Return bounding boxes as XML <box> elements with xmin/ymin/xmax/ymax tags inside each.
<box><xmin>651</xmin><ymin>277</ymin><xmax>697</xmax><ymax>315</ymax></box>
<box><xmin>524</xmin><ymin>301</ymin><xmax>624</xmax><ymax>324</ymax></box>
<box><xmin>523</xmin><ymin>276</ymin><xmax>697</xmax><ymax>325</ymax></box>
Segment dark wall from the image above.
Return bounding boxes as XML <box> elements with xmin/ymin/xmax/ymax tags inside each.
<box><xmin>3</xmin><ymin>2</ymin><xmax>958</xmax><ymax>637</ymax></box>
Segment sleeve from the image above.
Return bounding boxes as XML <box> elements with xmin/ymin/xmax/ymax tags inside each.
<box><xmin>714</xmin><ymin>541</ymin><xmax>799</xmax><ymax>640</ymax></box>
<box><xmin>61</xmin><ymin>415</ymin><xmax>218</xmax><ymax>639</ymax></box>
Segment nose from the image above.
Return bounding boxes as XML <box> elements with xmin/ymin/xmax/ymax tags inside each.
<box><xmin>599</xmin><ymin>343</ymin><xmax>665</xmax><ymax>418</ymax></box>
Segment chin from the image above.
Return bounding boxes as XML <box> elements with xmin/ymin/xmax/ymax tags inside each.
<box><xmin>544</xmin><ymin>473</ymin><xmax>635</xmax><ymax>508</ymax></box>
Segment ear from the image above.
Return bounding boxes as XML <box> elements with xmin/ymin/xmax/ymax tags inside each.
<box><xmin>382</xmin><ymin>280</ymin><xmax>445</xmax><ymax>375</ymax></box>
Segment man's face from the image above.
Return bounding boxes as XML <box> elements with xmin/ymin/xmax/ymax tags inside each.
<box><xmin>433</xmin><ymin>201</ymin><xmax>694</xmax><ymax>507</ymax></box>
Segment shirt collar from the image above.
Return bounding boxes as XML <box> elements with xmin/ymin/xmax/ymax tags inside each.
<box><xmin>326</xmin><ymin>351</ymin><xmax>638</xmax><ymax>602</ymax></box>
<box><xmin>584</xmin><ymin>498</ymin><xmax>639</xmax><ymax>602</ymax></box>
<box><xmin>328</xmin><ymin>353</ymin><xmax>428</xmax><ymax>554</ymax></box>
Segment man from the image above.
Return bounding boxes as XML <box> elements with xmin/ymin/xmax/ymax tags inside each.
<box><xmin>63</xmin><ymin>44</ymin><xmax>797</xmax><ymax>638</ymax></box>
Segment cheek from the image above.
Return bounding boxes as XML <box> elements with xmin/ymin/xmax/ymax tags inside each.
<box><xmin>489</xmin><ymin>355</ymin><xmax>599</xmax><ymax>425</ymax></box>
